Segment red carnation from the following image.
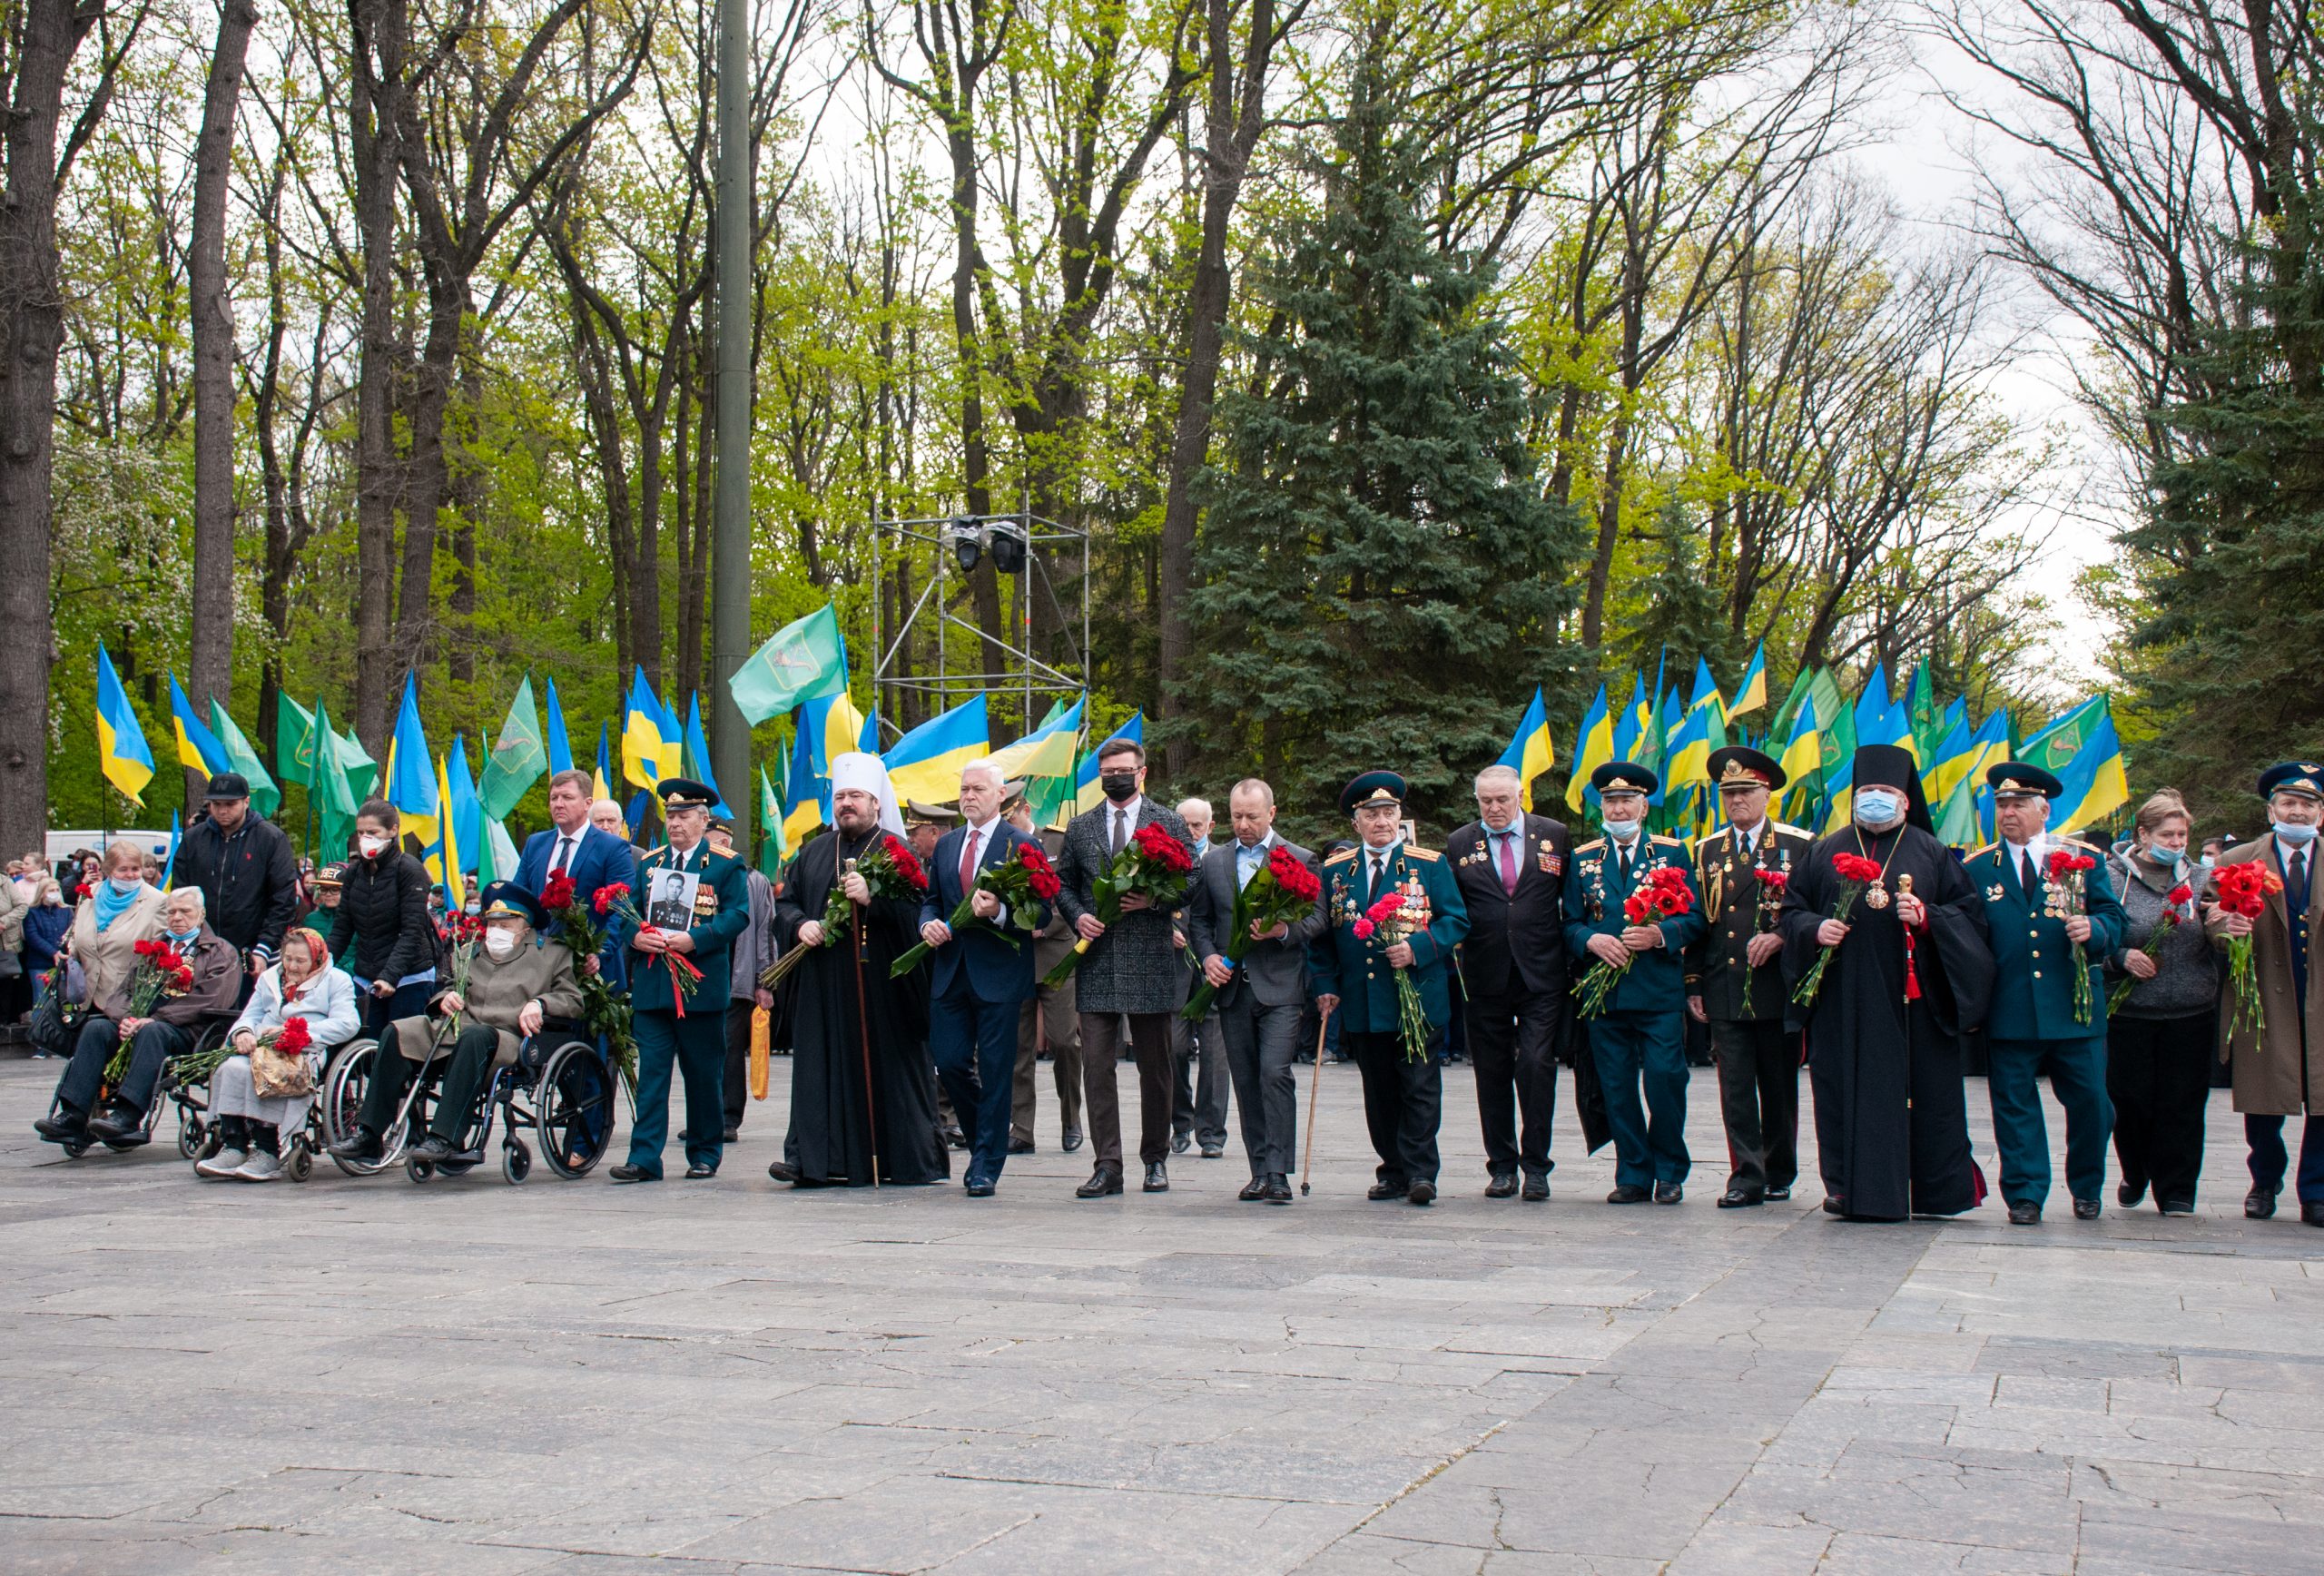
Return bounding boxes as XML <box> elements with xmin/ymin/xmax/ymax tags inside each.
<box><xmin>593</xmin><ymin>882</ymin><xmax>631</xmax><ymax>917</ymax></box>
<box><xmin>74</xmin><ymin>882</ymin><xmax>92</xmax><ymax>901</ymax></box>
<box><xmin>541</xmin><ymin>872</ymin><xmax>577</xmax><ymax>912</ymax></box>
<box><xmin>2045</xmin><ymin>848</ymin><xmax>2095</xmax><ymax>879</ymax></box>
<box><xmin>1830</xmin><ymin>852</ymin><xmax>1885</xmax><ymax>885</ymax></box>
<box><xmin>1351</xmin><ymin>891</ymin><xmax>1406</xmax><ymax>941</ymax></box>
<box><xmin>1267</xmin><ymin>844</ymin><xmax>1323</xmax><ymax>901</ymax></box>
<box><xmin>275</xmin><ymin>1017</ymin><xmax>311</xmax><ymax>1055</ymax></box>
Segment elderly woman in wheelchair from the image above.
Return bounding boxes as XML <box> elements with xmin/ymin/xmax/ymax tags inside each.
<box><xmin>194</xmin><ymin>928</ymin><xmax>359</xmax><ymax>1181</ymax></box>
<box><xmin>327</xmin><ymin>882</ymin><xmax>580</xmax><ymax>1170</ymax></box>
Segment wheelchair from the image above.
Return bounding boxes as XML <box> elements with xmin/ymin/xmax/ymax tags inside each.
<box><xmin>320</xmin><ymin>1020</ymin><xmax>617</xmax><ymax>1185</ymax></box>
<box><xmin>41</xmin><ymin>1014</ymin><xmax>235</xmax><ymax>1162</ymax></box>
<box><xmin>177</xmin><ymin>1031</ymin><xmax>351</xmax><ymax>1184</ymax></box>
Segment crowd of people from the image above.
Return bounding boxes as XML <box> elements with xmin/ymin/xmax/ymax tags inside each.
<box><xmin>15</xmin><ymin>745</ymin><xmax>2320</xmax><ymax>1230</ymax></box>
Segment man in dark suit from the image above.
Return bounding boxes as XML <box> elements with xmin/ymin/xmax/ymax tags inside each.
<box><xmin>1055</xmin><ymin>737</ymin><xmax>1194</xmax><ymax>1197</ymax></box>
<box><xmin>919</xmin><ymin>760</ymin><xmax>1048</xmax><ymax>1196</ymax></box>
<box><xmin>514</xmin><ymin>768</ymin><xmax>639</xmax><ymax>980</ymax></box>
<box><xmin>1169</xmin><ymin>794</ymin><xmax>1229</xmax><ymax>1157</ymax></box>
<box><xmin>1685</xmin><ymin>746</ymin><xmax>1815</xmax><ymax>1208</ymax></box>
<box><xmin>1444</xmin><ymin>763</ymin><xmax>1570</xmax><ymax>1201</ymax></box>
<box><xmin>1189</xmin><ymin>779</ymin><xmax>1326</xmax><ymax>1203</ymax></box>
<box><xmin>1006</xmin><ymin>793</ymin><xmax>1083</xmax><ymax>1155</ymax></box>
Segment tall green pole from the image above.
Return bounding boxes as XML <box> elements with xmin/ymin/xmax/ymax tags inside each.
<box><xmin>710</xmin><ymin>0</ymin><xmax>753</xmax><ymax>854</ymax></box>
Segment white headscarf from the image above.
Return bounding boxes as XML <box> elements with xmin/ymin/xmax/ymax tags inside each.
<box><xmin>828</xmin><ymin>751</ymin><xmax>907</xmax><ymax>837</ymax></box>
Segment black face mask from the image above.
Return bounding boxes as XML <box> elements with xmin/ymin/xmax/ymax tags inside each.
<box><xmin>1099</xmin><ymin>772</ymin><xmax>1139</xmax><ymax>803</ymax></box>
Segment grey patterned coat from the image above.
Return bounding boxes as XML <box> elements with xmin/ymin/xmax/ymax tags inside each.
<box><xmin>1055</xmin><ymin>799</ymin><xmax>1195</xmax><ymax>1015</ymax></box>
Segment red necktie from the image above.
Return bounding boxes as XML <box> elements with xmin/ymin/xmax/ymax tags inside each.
<box><xmin>1498</xmin><ymin>833</ymin><xmax>1518</xmax><ymax>896</ymax></box>
<box><xmin>959</xmin><ymin>828</ymin><xmax>980</xmax><ymax>897</ymax></box>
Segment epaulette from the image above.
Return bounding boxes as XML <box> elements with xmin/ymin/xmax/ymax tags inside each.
<box><xmin>1575</xmin><ymin>837</ymin><xmax>1606</xmax><ymax>853</ymax></box>
<box><xmin>1650</xmin><ymin>833</ymin><xmax>1684</xmax><ymax>847</ymax></box>
<box><xmin>1770</xmin><ymin>822</ymin><xmax>1810</xmax><ymax>839</ymax></box>
<box><xmin>1969</xmin><ymin>842</ymin><xmax>1998</xmax><ymax>860</ymax></box>
<box><xmin>1403</xmin><ymin>845</ymin><xmax>1440</xmax><ymax>862</ymax></box>
<box><xmin>1324</xmin><ymin>847</ymin><xmax>1357</xmax><ymax>867</ymax></box>
<box><xmin>1693</xmin><ymin>831</ymin><xmax>1726</xmax><ymax>850</ymax></box>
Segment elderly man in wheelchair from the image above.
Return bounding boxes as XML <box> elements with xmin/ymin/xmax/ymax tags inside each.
<box><xmin>193</xmin><ymin>927</ymin><xmax>360</xmax><ymax>1181</ymax></box>
<box><xmin>327</xmin><ymin>883</ymin><xmax>581</xmax><ymax>1170</ymax></box>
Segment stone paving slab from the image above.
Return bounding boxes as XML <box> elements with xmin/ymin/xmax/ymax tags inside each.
<box><xmin>3</xmin><ymin>1050</ymin><xmax>2319</xmax><ymax>1573</ymax></box>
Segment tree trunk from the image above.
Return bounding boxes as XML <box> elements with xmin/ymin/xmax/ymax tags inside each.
<box><xmin>350</xmin><ymin>0</ymin><xmax>409</xmax><ymax>756</ymax></box>
<box><xmin>390</xmin><ymin>270</ymin><xmax>465</xmax><ymax>679</ymax></box>
<box><xmin>0</xmin><ymin>0</ymin><xmax>99</xmax><ymax>852</ymax></box>
<box><xmin>185</xmin><ymin>0</ymin><xmax>258</xmax><ymax>803</ymax></box>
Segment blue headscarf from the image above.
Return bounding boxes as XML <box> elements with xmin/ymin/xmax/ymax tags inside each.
<box><xmin>92</xmin><ymin>878</ymin><xmax>142</xmax><ymax>932</ymax></box>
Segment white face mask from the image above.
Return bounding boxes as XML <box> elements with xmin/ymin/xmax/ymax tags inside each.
<box><xmin>1853</xmin><ymin>789</ymin><xmax>1902</xmax><ymax>828</ymax></box>
<box><xmin>483</xmin><ymin>930</ymin><xmax>519</xmax><ymax>960</ymax></box>
<box><xmin>2275</xmin><ymin>820</ymin><xmax>2319</xmax><ymax>848</ymax></box>
<box><xmin>1602</xmin><ymin>818</ymin><xmax>1641</xmax><ymax>843</ymax></box>
<box><xmin>359</xmin><ymin>833</ymin><xmax>390</xmax><ymax>858</ymax></box>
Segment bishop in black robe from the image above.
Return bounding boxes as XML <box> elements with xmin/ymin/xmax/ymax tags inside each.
<box><xmin>773</xmin><ymin>824</ymin><xmax>947</xmax><ymax>1186</ymax></box>
<box><xmin>1779</xmin><ymin>745</ymin><xmax>1994</xmax><ymax>1221</ymax></box>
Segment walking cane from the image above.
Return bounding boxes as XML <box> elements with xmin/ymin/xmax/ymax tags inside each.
<box><xmin>1298</xmin><ymin>1003</ymin><xmax>1333</xmax><ymax>1196</ymax></box>
<box><xmin>845</xmin><ymin>858</ymin><xmax>881</xmax><ymax>1187</ymax></box>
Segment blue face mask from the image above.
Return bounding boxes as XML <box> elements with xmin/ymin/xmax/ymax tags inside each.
<box><xmin>2275</xmin><ymin>820</ymin><xmax>2319</xmax><ymax>847</ymax></box>
<box><xmin>1854</xmin><ymin>789</ymin><xmax>1901</xmax><ymax>827</ymax></box>
<box><xmin>1602</xmin><ymin>818</ymin><xmax>1642</xmax><ymax>842</ymax></box>
<box><xmin>166</xmin><ymin>925</ymin><xmax>200</xmax><ymax>945</ymax></box>
<box><xmin>108</xmin><ymin>875</ymin><xmax>143</xmax><ymax>897</ymax></box>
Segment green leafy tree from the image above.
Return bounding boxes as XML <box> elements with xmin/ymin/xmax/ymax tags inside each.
<box><xmin>1175</xmin><ymin>57</ymin><xmax>1585</xmax><ymax>838</ymax></box>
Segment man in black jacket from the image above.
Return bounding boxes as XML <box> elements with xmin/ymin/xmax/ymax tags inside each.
<box><xmin>1444</xmin><ymin>764</ymin><xmax>1571</xmax><ymax>1201</ymax></box>
<box><xmin>172</xmin><ymin>773</ymin><xmax>299</xmax><ymax>989</ymax></box>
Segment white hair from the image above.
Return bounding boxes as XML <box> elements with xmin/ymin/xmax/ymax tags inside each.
<box><xmin>960</xmin><ymin>759</ymin><xmax>1006</xmax><ymax>791</ymax></box>
<box><xmin>1177</xmin><ymin>796</ymin><xmax>1212</xmax><ymax>822</ymax></box>
<box><xmin>1474</xmin><ymin>764</ymin><xmax>1523</xmax><ymax>793</ymax></box>
<box><xmin>164</xmin><ymin>885</ymin><xmax>206</xmax><ymax>914</ymax></box>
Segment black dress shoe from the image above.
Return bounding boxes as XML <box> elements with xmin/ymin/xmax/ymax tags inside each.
<box><xmin>768</xmin><ymin>1160</ymin><xmax>801</xmax><ymax>1183</ymax></box>
<box><xmin>1484</xmin><ymin>1173</ymin><xmax>1518</xmax><ymax>1199</ymax></box>
<box><xmin>1171</xmin><ymin>1132</ymin><xmax>1191</xmax><ymax>1155</ymax></box>
<box><xmin>1199</xmin><ymin>1143</ymin><xmax>1224</xmax><ymax>1159</ymax></box>
<box><xmin>34</xmin><ymin>1111</ymin><xmax>86</xmax><ymax>1142</ymax></box>
<box><xmin>2246</xmin><ymin>1187</ymin><xmax>2277</xmax><ymax>1219</ymax></box>
<box><xmin>965</xmin><ymin>1178</ymin><xmax>996</xmax><ymax>1197</ymax></box>
<box><xmin>684</xmin><ymin>1163</ymin><xmax>717</xmax><ymax>1179</ymax></box>
<box><xmin>2118</xmin><ymin>1178</ymin><xmax>2146</xmax><ymax>1207</ymax></box>
<box><xmin>86</xmin><ymin>1108</ymin><xmax>143</xmax><ymax>1143</ymax></box>
<box><xmin>2072</xmin><ymin>1197</ymin><xmax>2101</xmax><ymax>1220</ymax></box>
<box><xmin>1653</xmin><ymin>1182</ymin><xmax>1683</xmax><ymax>1205</ymax></box>
<box><xmin>722</xmin><ymin>1124</ymin><xmax>741</xmax><ymax>1144</ymax></box>
<box><xmin>2304</xmin><ymin>1201</ymin><xmax>2324</xmax><ymax>1228</ymax></box>
<box><xmin>1407</xmin><ymin>1179</ymin><xmax>1436</xmax><ymax>1206</ymax></box>
<box><xmin>2007</xmin><ymin>1199</ymin><xmax>2042</xmax><ymax>1225</ymax></box>
<box><xmin>1076</xmin><ymin>1165</ymin><xmax>1123</xmax><ymax>1198</ymax></box>
<box><xmin>943</xmin><ymin>1126</ymin><xmax>967</xmax><ymax>1151</ymax></box>
<box><xmin>328</xmin><ymin>1129</ymin><xmax>382</xmax><ymax>1161</ymax></box>
<box><xmin>1009</xmin><ymin>1137</ymin><xmax>1035</xmax><ymax>1154</ymax></box>
<box><xmin>1367</xmin><ymin>1180</ymin><xmax>1405</xmax><ymax>1201</ymax></box>
<box><xmin>1238</xmin><ymin>1177</ymin><xmax>1267</xmax><ymax>1202</ymax></box>
<box><xmin>1718</xmin><ymin>1187</ymin><xmax>1763</xmax><ymax>1208</ymax></box>
<box><xmin>1061</xmin><ymin>1128</ymin><xmax>1083</xmax><ymax>1154</ymax></box>
<box><xmin>1766</xmin><ymin>1186</ymin><xmax>1791</xmax><ymax>1201</ymax></box>
<box><xmin>1265</xmin><ymin>1175</ymin><xmax>1294</xmax><ymax>1204</ymax></box>
<box><xmin>1521</xmin><ymin>1176</ymin><xmax>1550</xmax><ymax>1203</ymax></box>
<box><xmin>609</xmin><ymin>1164</ymin><xmax>655</xmax><ymax>1183</ymax></box>
<box><xmin>1607</xmin><ymin>1184</ymin><xmax>1650</xmax><ymax>1204</ymax></box>
<box><xmin>1144</xmin><ymin>1162</ymin><xmax>1169</xmax><ymax>1192</ymax></box>
<box><xmin>1822</xmin><ymin>1197</ymin><xmax>1847</xmax><ymax>1216</ymax></box>
<box><xmin>2157</xmin><ymin>1197</ymin><xmax>2194</xmax><ymax>1216</ymax></box>
<box><xmin>409</xmin><ymin>1135</ymin><xmax>453</xmax><ymax>1162</ymax></box>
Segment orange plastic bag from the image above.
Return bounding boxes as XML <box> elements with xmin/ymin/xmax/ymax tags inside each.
<box><xmin>748</xmin><ymin>1005</ymin><xmax>771</xmax><ymax>1099</ymax></box>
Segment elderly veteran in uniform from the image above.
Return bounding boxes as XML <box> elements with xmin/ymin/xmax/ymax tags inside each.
<box><xmin>2205</xmin><ymin>762</ymin><xmax>2324</xmax><ymax>1225</ymax></box>
<box><xmin>1685</xmin><ymin>746</ymin><xmax>1814</xmax><ymax>1208</ymax></box>
<box><xmin>1561</xmin><ymin>762</ymin><xmax>1706</xmax><ymax>1205</ymax></box>
<box><xmin>330</xmin><ymin>883</ymin><xmax>581</xmax><ymax>1162</ymax></box>
<box><xmin>613</xmin><ymin>777</ymin><xmax>751</xmax><ymax>1183</ymax></box>
<box><xmin>1964</xmin><ymin>761</ymin><xmax>2127</xmax><ymax>1225</ymax></box>
<box><xmin>1309</xmin><ymin>771</ymin><xmax>1469</xmax><ymax>1206</ymax></box>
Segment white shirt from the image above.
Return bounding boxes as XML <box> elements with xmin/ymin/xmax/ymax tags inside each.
<box><xmin>960</xmin><ymin>815</ymin><xmax>1000</xmax><ymax>876</ymax></box>
<box><xmin>1105</xmin><ymin>796</ymin><xmax>1144</xmax><ymax>849</ymax></box>
<box><xmin>548</xmin><ymin>823</ymin><xmax>587</xmax><ymax>875</ymax></box>
<box><xmin>1730</xmin><ymin>820</ymin><xmax>1763</xmax><ymax>857</ymax></box>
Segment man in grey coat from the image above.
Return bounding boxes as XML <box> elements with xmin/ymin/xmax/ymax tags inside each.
<box><xmin>1189</xmin><ymin>780</ymin><xmax>1326</xmax><ymax>1203</ymax></box>
<box><xmin>1055</xmin><ymin>737</ymin><xmax>1193</xmax><ymax>1197</ymax></box>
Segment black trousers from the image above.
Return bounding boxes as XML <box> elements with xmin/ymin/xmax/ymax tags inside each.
<box><xmin>2106</xmin><ymin>1011</ymin><xmax>2211</xmax><ymax>1207</ymax></box>
<box><xmin>1709</xmin><ymin>1017</ymin><xmax>1798</xmax><ymax>1196</ymax></box>
<box><xmin>723</xmin><ymin>995</ymin><xmax>752</xmax><ymax>1128</ymax></box>
<box><xmin>1344</xmin><ymin>1028</ymin><xmax>1442</xmax><ymax>1187</ymax></box>
<box><xmin>356</xmin><ymin>1021</ymin><xmax>448</xmax><ymax>1138</ymax></box>
<box><xmin>1467</xmin><ymin>987</ymin><xmax>1560</xmax><ymax>1178</ymax></box>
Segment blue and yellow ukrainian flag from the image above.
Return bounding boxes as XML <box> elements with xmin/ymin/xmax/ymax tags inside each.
<box><xmin>1494</xmin><ymin>687</ymin><xmax>1556</xmax><ymax>811</ymax></box>
<box><xmin>592</xmin><ymin>724</ymin><xmax>613</xmax><ymax>802</ymax></box>
<box><xmin>543</xmin><ymin>676</ymin><xmax>576</xmax><ymax>775</ymax></box>
<box><xmin>621</xmin><ymin>668</ymin><xmax>683</xmax><ymax>791</ymax></box>
<box><xmin>1777</xmin><ymin>696</ymin><xmax>1823</xmax><ymax>821</ymax></box>
<box><xmin>94</xmin><ymin>645</ymin><xmax>155</xmax><ymax>804</ymax></box>
<box><xmin>1564</xmin><ymin>684</ymin><xmax>1614</xmax><ymax>813</ymax></box>
<box><xmin>1663</xmin><ymin>659</ymin><xmax>1726</xmax><ymax>791</ymax></box>
<box><xmin>781</xmin><ymin>722</ymin><xmax>825</xmax><ymax>847</ymax></box>
<box><xmin>2051</xmin><ymin>712</ymin><xmax>2130</xmax><ymax>834</ymax></box>
<box><xmin>988</xmin><ymin>693</ymin><xmax>1086</xmax><ymax>783</ymax></box>
<box><xmin>1726</xmin><ymin>644</ymin><xmax>1768</xmax><ymax>719</ymax></box>
<box><xmin>168</xmin><ymin>675</ymin><xmax>232</xmax><ymax>777</ymax></box>
<box><xmin>883</xmin><ymin>693</ymin><xmax>990</xmax><ymax>805</ymax></box>
<box><xmin>384</xmin><ymin>674</ymin><xmax>439</xmax><ymax>850</ymax></box>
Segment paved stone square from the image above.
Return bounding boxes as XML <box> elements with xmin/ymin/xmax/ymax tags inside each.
<box><xmin>3</xmin><ymin>1049</ymin><xmax>2319</xmax><ymax>1574</ymax></box>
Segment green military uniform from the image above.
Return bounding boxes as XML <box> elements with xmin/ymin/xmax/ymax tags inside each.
<box><xmin>621</xmin><ymin>781</ymin><xmax>751</xmax><ymax>1180</ymax></box>
<box><xmin>1308</xmin><ymin>772</ymin><xmax>1470</xmax><ymax>1199</ymax></box>
<box><xmin>1561</xmin><ymin>762</ymin><xmax>1707</xmax><ymax>1198</ymax></box>
<box><xmin>1962</xmin><ymin>762</ymin><xmax>2127</xmax><ymax>1218</ymax></box>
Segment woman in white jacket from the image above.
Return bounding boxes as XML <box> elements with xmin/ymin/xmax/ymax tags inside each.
<box><xmin>198</xmin><ymin>930</ymin><xmax>359</xmax><ymax>1181</ymax></box>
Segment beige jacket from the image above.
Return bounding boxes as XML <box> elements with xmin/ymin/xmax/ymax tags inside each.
<box><xmin>68</xmin><ymin>886</ymin><xmax>169</xmax><ymax>1017</ymax></box>
<box><xmin>390</xmin><ymin>926</ymin><xmax>582</xmax><ymax>1065</ymax></box>
<box><xmin>2204</xmin><ymin>836</ymin><xmax>2323</xmax><ymax>1115</ymax></box>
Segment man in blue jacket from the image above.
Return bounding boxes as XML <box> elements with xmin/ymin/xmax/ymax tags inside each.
<box><xmin>1562</xmin><ymin>763</ymin><xmax>1706</xmax><ymax>1205</ymax></box>
<box><xmin>514</xmin><ymin>768</ymin><xmax>638</xmax><ymax>980</ymax></box>
<box><xmin>1963</xmin><ymin>761</ymin><xmax>2127</xmax><ymax>1224</ymax></box>
<box><xmin>919</xmin><ymin>760</ymin><xmax>1048</xmax><ymax>1197</ymax></box>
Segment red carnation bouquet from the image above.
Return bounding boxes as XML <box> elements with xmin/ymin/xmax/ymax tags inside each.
<box><xmin>2044</xmin><ymin>846</ymin><xmax>2100</xmax><ymax>1024</ymax></box>
<box><xmin>763</xmin><ymin>834</ymin><xmax>930</xmax><ymax>991</ymax></box>
<box><xmin>1183</xmin><ymin>844</ymin><xmax>1322</xmax><ymax>1019</ymax></box>
<box><xmin>890</xmin><ymin>840</ymin><xmax>1061</xmax><ymax>978</ymax></box>
<box><xmin>535</xmin><ymin>878</ymin><xmax>636</xmax><ymax>1098</ymax></box>
<box><xmin>2110</xmin><ymin>879</ymin><xmax>2194</xmax><ymax>1012</ymax></box>
<box><xmin>2212</xmin><ymin>861</ymin><xmax>2285</xmax><ymax>1037</ymax></box>
<box><xmin>1043</xmin><ymin>822</ymin><xmax>1195</xmax><ymax>988</ymax></box>
<box><xmin>1351</xmin><ymin>882</ymin><xmax>1437</xmax><ymax>1060</ymax></box>
<box><xmin>1790</xmin><ymin>852</ymin><xmax>1884</xmax><ymax>1009</ymax></box>
<box><xmin>1743</xmin><ymin>866</ymin><xmax>1789</xmax><ymax>1017</ymax></box>
<box><xmin>105</xmin><ymin>938</ymin><xmax>197</xmax><ymax>1083</ymax></box>
<box><xmin>597</xmin><ymin>880</ymin><xmax>713</xmax><ymax>1016</ymax></box>
<box><xmin>1575</xmin><ymin>866</ymin><xmax>1693</xmax><ymax>1019</ymax></box>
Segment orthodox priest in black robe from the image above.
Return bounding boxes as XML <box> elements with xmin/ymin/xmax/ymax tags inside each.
<box><xmin>769</xmin><ymin>753</ymin><xmax>947</xmax><ymax>1187</ymax></box>
<box><xmin>1779</xmin><ymin>744</ymin><xmax>1993</xmax><ymax>1221</ymax></box>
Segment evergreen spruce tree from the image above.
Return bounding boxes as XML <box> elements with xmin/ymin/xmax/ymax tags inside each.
<box><xmin>2121</xmin><ymin>192</ymin><xmax>2324</xmax><ymax>812</ymax></box>
<box><xmin>1626</xmin><ymin>499</ymin><xmax>1732</xmax><ymax>682</ymax></box>
<box><xmin>1176</xmin><ymin>60</ymin><xmax>1585</xmax><ymax>835</ymax></box>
